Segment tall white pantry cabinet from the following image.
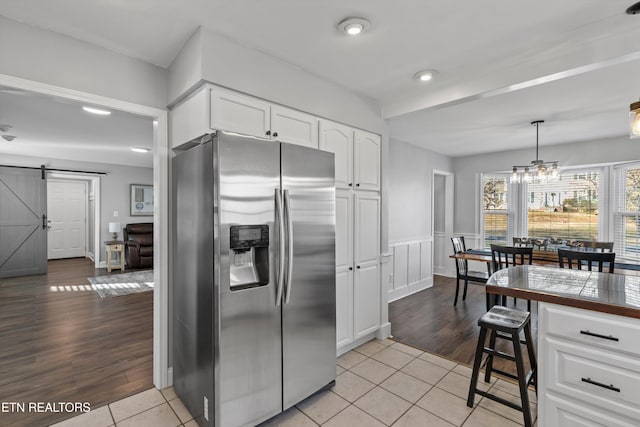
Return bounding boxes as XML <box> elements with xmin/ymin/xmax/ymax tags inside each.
<box><xmin>170</xmin><ymin>84</ymin><xmax>383</xmax><ymax>355</ymax></box>
<box><xmin>319</xmin><ymin>121</ymin><xmax>381</xmax><ymax>353</ymax></box>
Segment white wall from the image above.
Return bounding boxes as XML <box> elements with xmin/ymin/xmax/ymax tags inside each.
<box><xmin>388</xmin><ymin>139</ymin><xmax>453</xmax><ymax>300</ymax></box>
<box><xmin>0</xmin><ymin>16</ymin><xmax>168</xmax><ymax>109</ymax></box>
<box><xmin>169</xmin><ymin>27</ymin><xmax>385</xmax><ymax>135</ymax></box>
<box><xmin>452</xmin><ymin>135</ymin><xmax>640</xmax><ymax>237</ymax></box>
<box><xmin>0</xmin><ymin>154</ymin><xmax>153</xmax><ymax>263</ymax></box>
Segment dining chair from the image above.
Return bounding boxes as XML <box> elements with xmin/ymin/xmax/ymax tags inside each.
<box><xmin>575</xmin><ymin>241</ymin><xmax>614</xmax><ymax>253</ymax></box>
<box><xmin>557</xmin><ymin>249</ymin><xmax>616</xmax><ymax>273</ymax></box>
<box><xmin>451</xmin><ymin>236</ymin><xmax>489</xmax><ymax>306</ymax></box>
<box><xmin>490</xmin><ymin>244</ymin><xmax>533</xmax><ymax>311</ymax></box>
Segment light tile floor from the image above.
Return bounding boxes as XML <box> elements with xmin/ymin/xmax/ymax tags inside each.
<box><xmin>50</xmin><ymin>339</ymin><xmax>537</xmax><ymax>427</ymax></box>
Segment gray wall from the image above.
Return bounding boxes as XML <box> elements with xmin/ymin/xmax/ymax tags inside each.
<box><xmin>452</xmin><ymin>135</ymin><xmax>640</xmax><ymax>235</ymax></box>
<box><xmin>433</xmin><ymin>174</ymin><xmax>446</xmax><ymax>233</ymax></box>
<box><xmin>0</xmin><ymin>153</ymin><xmax>153</xmax><ymax>263</ymax></box>
<box><xmin>388</xmin><ymin>139</ymin><xmax>453</xmax><ymax>243</ymax></box>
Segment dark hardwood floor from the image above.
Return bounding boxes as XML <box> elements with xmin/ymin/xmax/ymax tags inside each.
<box><xmin>0</xmin><ymin>258</ymin><xmax>153</xmax><ymax>427</ymax></box>
<box><xmin>389</xmin><ymin>274</ymin><xmax>537</xmax><ymax>373</ymax></box>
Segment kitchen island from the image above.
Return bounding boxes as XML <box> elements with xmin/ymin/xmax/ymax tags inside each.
<box><xmin>486</xmin><ymin>265</ymin><xmax>640</xmax><ymax>427</ymax></box>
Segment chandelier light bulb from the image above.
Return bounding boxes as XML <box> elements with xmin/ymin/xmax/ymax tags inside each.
<box><xmin>511</xmin><ymin>167</ymin><xmax>520</xmax><ymax>183</ymax></box>
<box><xmin>631</xmin><ymin>100</ymin><xmax>640</xmax><ymax>139</ymax></box>
<box><xmin>523</xmin><ymin>167</ymin><xmax>531</xmax><ymax>183</ymax></box>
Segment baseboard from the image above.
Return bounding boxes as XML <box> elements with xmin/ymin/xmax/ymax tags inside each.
<box><xmin>98</xmin><ymin>261</ymin><xmax>106</xmax><ymax>268</ymax></box>
<box><xmin>376</xmin><ymin>322</ymin><xmax>391</xmax><ymax>340</ymax></box>
<box><xmin>86</xmin><ymin>252</ymin><xmax>95</xmax><ymax>262</ymax></box>
<box><xmin>388</xmin><ymin>277</ymin><xmax>433</xmax><ymax>302</ymax></box>
<box><xmin>166</xmin><ymin>367</ymin><xmax>173</xmax><ymax>387</ymax></box>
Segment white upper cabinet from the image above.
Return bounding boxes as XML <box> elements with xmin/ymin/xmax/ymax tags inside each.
<box><xmin>320</xmin><ymin>120</ymin><xmax>380</xmax><ymax>191</ymax></box>
<box><xmin>354</xmin><ymin>130</ymin><xmax>381</xmax><ymax>192</ymax></box>
<box><xmin>210</xmin><ymin>88</ymin><xmax>271</xmax><ymax>138</ymax></box>
<box><xmin>209</xmin><ymin>87</ymin><xmax>318</xmax><ymax>148</ymax></box>
<box><xmin>271</xmin><ymin>106</ymin><xmax>318</xmax><ymax>149</ymax></box>
<box><xmin>319</xmin><ymin>120</ymin><xmax>354</xmax><ymax>189</ymax></box>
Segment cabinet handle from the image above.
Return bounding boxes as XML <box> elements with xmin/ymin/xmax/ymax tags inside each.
<box><xmin>579</xmin><ymin>330</ymin><xmax>619</xmax><ymax>342</ymax></box>
<box><xmin>266</xmin><ymin>130</ymin><xmax>271</xmax><ymax>136</ymax></box>
<box><xmin>581</xmin><ymin>377</ymin><xmax>620</xmax><ymax>393</ymax></box>
<box><xmin>348</xmin><ymin>183</ymin><xmax>353</xmax><ymax>187</ymax></box>
<box><xmin>273</xmin><ymin>132</ymin><xmax>278</xmax><ymax>137</ymax></box>
<box><xmin>356</xmin><ymin>265</ymin><xmax>360</xmax><ymax>269</ymax></box>
<box><xmin>349</xmin><ymin>267</ymin><xmax>353</xmax><ymax>271</ymax></box>
<box><xmin>356</xmin><ymin>183</ymin><xmax>360</xmax><ymax>187</ymax></box>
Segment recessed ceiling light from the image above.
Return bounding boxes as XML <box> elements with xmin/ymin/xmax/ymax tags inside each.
<box><xmin>131</xmin><ymin>147</ymin><xmax>151</xmax><ymax>153</ymax></box>
<box><xmin>338</xmin><ymin>18</ymin><xmax>370</xmax><ymax>36</ymax></box>
<box><xmin>627</xmin><ymin>1</ymin><xmax>640</xmax><ymax>14</ymax></box>
<box><xmin>413</xmin><ymin>69</ymin><xmax>439</xmax><ymax>83</ymax></box>
<box><xmin>2</xmin><ymin>135</ymin><xmax>16</xmax><ymax>142</ymax></box>
<box><xmin>82</xmin><ymin>106</ymin><xmax>111</xmax><ymax>116</ymax></box>
<box><xmin>0</xmin><ymin>124</ymin><xmax>12</xmax><ymax>132</ymax></box>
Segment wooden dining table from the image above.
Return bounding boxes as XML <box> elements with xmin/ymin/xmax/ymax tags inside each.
<box><xmin>450</xmin><ymin>248</ymin><xmax>640</xmax><ymax>276</ymax></box>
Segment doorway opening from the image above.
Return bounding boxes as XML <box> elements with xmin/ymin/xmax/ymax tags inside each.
<box><xmin>433</xmin><ymin>170</ymin><xmax>454</xmax><ymax>277</ymax></box>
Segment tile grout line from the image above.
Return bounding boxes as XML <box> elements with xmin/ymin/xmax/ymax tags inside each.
<box><xmin>107</xmin><ymin>404</ymin><xmax>116</xmax><ymax>426</ymax></box>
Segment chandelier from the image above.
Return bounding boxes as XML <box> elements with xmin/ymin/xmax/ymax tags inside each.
<box><xmin>511</xmin><ymin>120</ymin><xmax>558</xmax><ymax>184</ymax></box>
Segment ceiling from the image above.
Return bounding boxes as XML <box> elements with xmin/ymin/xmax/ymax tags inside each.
<box><xmin>0</xmin><ymin>0</ymin><xmax>639</xmax><ymax>162</ymax></box>
<box><xmin>0</xmin><ymin>86</ymin><xmax>154</xmax><ymax>167</ymax></box>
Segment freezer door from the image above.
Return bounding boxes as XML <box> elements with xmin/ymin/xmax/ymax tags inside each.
<box><xmin>217</xmin><ymin>133</ymin><xmax>283</xmax><ymax>427</ymax></box>
<box><xmin>281</xmin><ymin>143</ymin><xmax>337</xmax><ymax>409</ymax></box>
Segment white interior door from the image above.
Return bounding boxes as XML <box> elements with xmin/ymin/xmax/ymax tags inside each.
<box><xmin>47</xmin><ymin>180</ymin><xmax>87</xmax><ymax>259</ymax></box>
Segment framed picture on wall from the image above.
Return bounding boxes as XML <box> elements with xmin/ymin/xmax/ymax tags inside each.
<box><xmin>130</xmin><ymin>184</ymin><xmax>153</xmax><ymax>216</ymax></box>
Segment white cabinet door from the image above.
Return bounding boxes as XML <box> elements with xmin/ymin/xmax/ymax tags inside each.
<box><xmin>271</xmin><ymin>105</ymin><xmax>318</xmax><ymax>148</ymax></box>
<box><xmin>336</xmin><ymin>269</ymin><xmax>354</xmax><ymax>348</ymax></box>
<box><xmin>354</xmin><ymin>262</ymin><xmax>380</xmax><ymax>338</ymax></box>
<box><xmin>354</xmin><ymin>130</ymin><xmax>381</xmax><ymax>191</ymax></box>
<box><xmin>319</xmin><ymin>120</ymin><xmax>353</xmax><ymax>189</ymax></box>
<box><xmin>354</xmin><ymin>192</ymin><xmax>380</xmax><ymax>265</ymax></box>
<box><xmin>335</xmin><ymin>189</ymin><xmax>353</xmax><ymax>271</ymax></box>
<box><xmin>210</xmin><ymin>88</ymin><xmax>270</xmax><ymax>138</ymax></box>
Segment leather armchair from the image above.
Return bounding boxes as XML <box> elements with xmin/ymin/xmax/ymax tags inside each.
<box><xmin>123</xmin><ymin>223</ymin><xmax>153</xmax><ymax>269</ymax></box>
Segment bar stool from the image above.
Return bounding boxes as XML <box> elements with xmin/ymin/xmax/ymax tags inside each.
<box><xmin>467</xmin><ymin>305</ymin><xmax>537</xmax><ymax>427</ymax></box>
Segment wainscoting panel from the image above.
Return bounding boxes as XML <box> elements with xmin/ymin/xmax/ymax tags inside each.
<box><xmin>407</xmin><ymin>243</ymin><xmax>421</xmax><ymax>285</ymax></box>
<box><xmin>421</xmin><ymin>240</ymin><xmax>432</xmax><ymax>280</ymax></box>
<box><xmin>392</xmin><ymin>245</ymin><xmax>408</xmax><ymax>292</ymax></box>
<box><xmin>389</xmin><ymin>238</ymin><xmax>433</xmax><ymax>302</ymax></box>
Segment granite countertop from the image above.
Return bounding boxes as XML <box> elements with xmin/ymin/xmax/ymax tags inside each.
<box><xmin>486</xmin><ymin>265</ymin><xmax>640</xmax><ymax>318</ymax></box>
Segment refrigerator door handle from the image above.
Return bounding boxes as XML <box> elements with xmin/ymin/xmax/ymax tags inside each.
<box><xmin>283</xmin><ymin>189</ymin><xmax>294</xmax><ymax>304</ymax></box>
<box><xmin>275</xmin><ymin>188</ymin><xmax>286</xmax><ymax>306</ymax></box>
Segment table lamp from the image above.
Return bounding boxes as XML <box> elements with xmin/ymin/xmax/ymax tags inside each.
<box><xmin>109</xmin><ymin>222</ymin><xmax>120</xmax><ymax>241</ymax></box>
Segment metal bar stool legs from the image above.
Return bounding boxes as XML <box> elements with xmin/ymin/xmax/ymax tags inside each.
<box><xmin>467</xmin><ymin>306</ymin><xmax>537</xmax><ymax>427</ymax></box>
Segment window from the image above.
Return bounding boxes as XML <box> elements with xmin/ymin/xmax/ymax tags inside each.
<box><xmin>614</xmin><ymin>164</ymin><xmax>640</xmax><ymax>263</ymax></box>
<box><xmin>526</xmin><ymin>170</ymin><xmax>600</xmax><ymax>241</ymax></box>
<box><xmin>481</xmin><ymin>175</ymin><xmax>511</xmax><ymax>247</ymax></box>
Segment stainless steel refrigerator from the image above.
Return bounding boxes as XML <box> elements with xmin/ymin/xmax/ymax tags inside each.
<box><xmin>172</xmin><ymin>131</ymin><xmax>336</xmax><ymax>427</ymax></box>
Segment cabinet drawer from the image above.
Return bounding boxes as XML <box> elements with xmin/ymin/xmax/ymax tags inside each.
<box><xmin>542</xmin><ymin>303</ymin><xmax>640</xmax><ymax>356</ymax></box>
<box><xmin>545</xmin><ymin>336</ymin><xmax>640</xmax><ymax>420</ymax></box>
<box><xmin>109</xmin><ymin>244</ymin><xmax>123</xmax><ymax>251</ymax></box>
<box><xmin>542</xmin><ymin>392</ymin><xmax>639</xmax><ymax>427</ymax></box>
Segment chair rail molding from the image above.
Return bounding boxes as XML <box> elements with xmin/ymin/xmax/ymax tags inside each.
<box><xmin>389</xmin><ymin>238</ymin><xmax>433</xmax><ymax>302</ymax></box>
